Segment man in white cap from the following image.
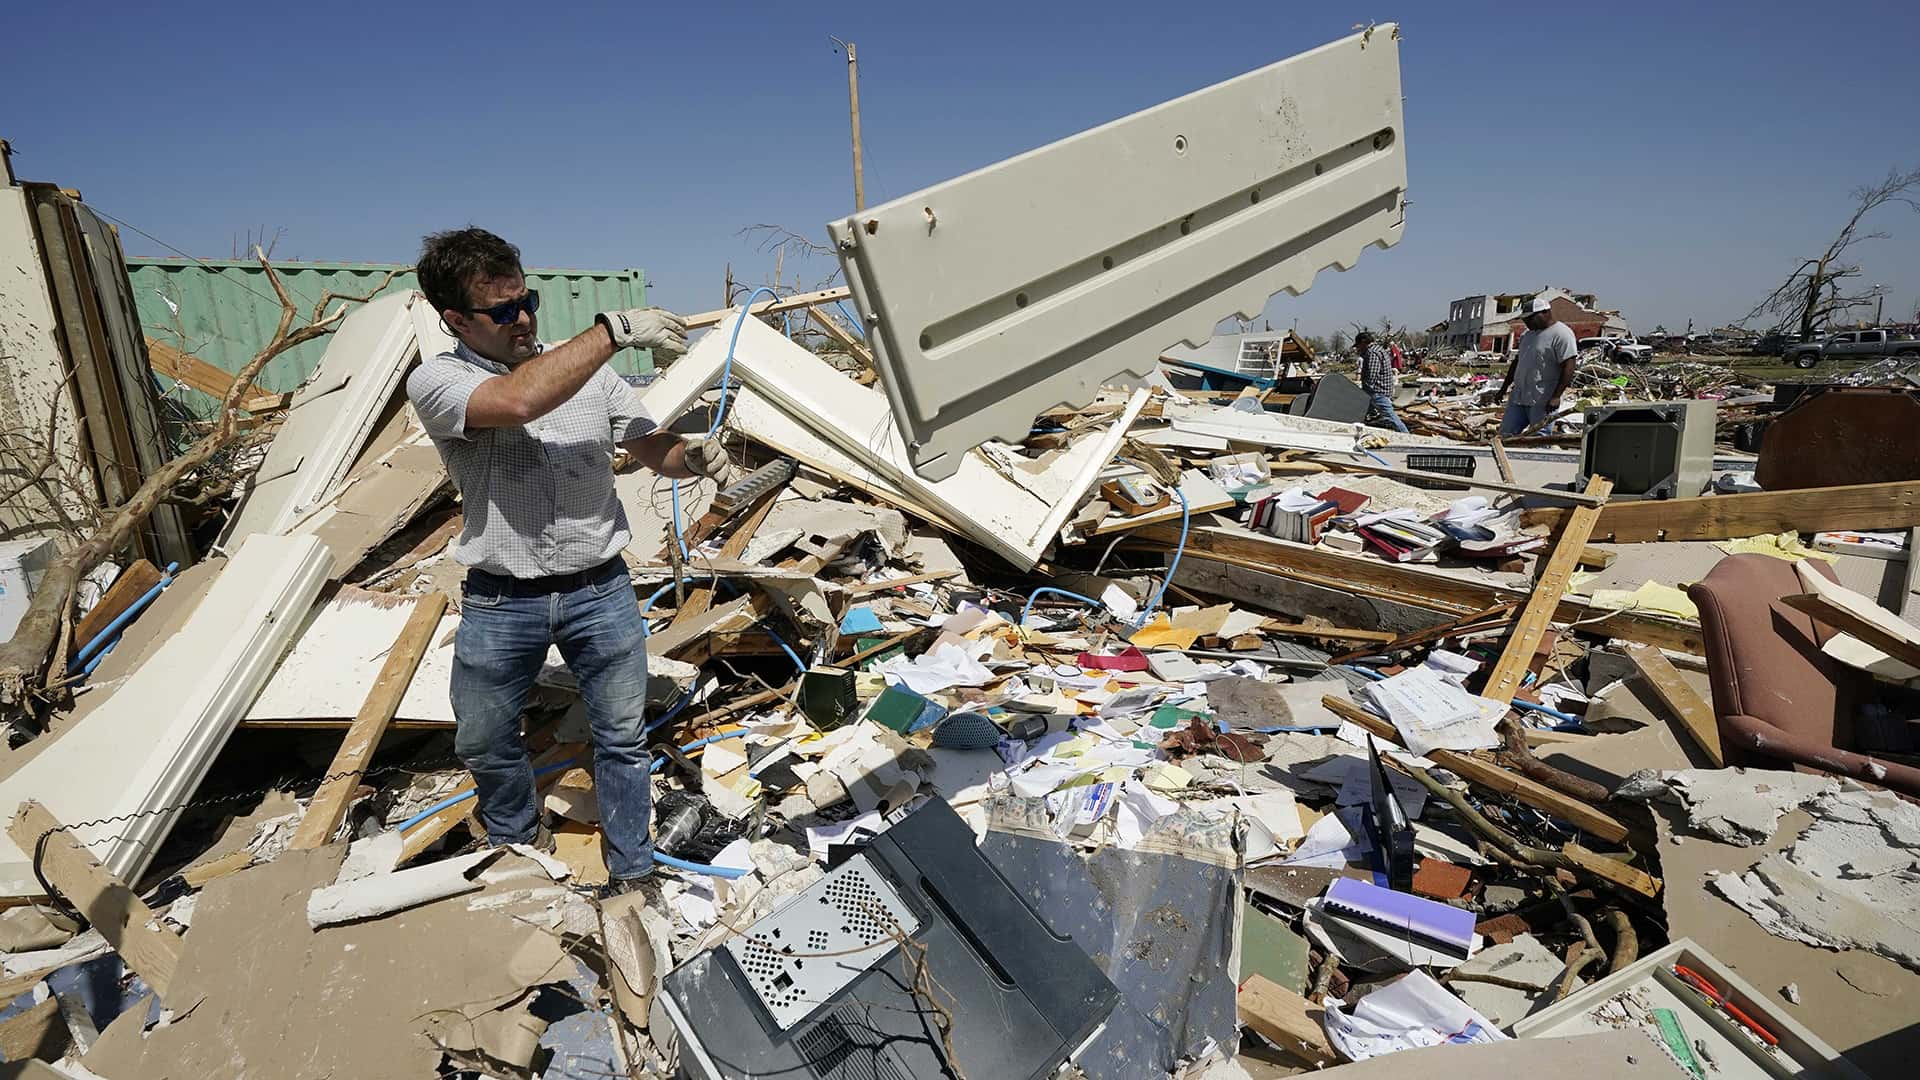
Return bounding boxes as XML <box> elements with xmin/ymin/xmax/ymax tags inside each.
<box><xmin>1495</xmin><ymin>296</ymin><xmax>1578</xmax><ymax>437</ymax></box>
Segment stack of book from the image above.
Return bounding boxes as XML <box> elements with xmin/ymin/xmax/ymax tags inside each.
<box><xmin>1251</xmin><ymin>493</ymin><xmax>1342</xmax><ymax>543</ymax></box>
<box><xmin>1355</xmin><ymin>517</ymin><xmax>1449</xmax><ymax>562</ymax></box>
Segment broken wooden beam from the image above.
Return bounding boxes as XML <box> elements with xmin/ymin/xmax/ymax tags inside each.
<box><xmin>682</xmin><ymin>286</ymin><xmax>853</xmax><ymax>330</ymax></box>
<box><xmin>1131</xmin><ymin>523</ymin><xmax>1703</xmax><ymax>655</ymax></box>
<box><xmin>1322</xmin><ymin>697</ymin><xmax>1630</xmax><ymax>843</ymax></box>
<box><xmin>290</xmin><ymin>592</ymin><xmax>449</xmax><ymax>850</ymax></box>
<box><xmin>1522</xmin><ymin>479</ymin><xmax>1920</xmax><ymax>543</ymax></box>
<box><xmin>1623</xmin><ymin>645</ymin><xmax>1724</xmax><ymax>766</ymax></box>
<box><xmin>1483</xmin><ymin>475</ymin><xmax>1613</xmax><ymax>704</ymax></box>
<box><xmin>1779</xmin><ymin>592</ymin><xmax>1920</xmax><ymax>669</ymax></box>
<box><xmin>7</xmin><ymin>801</ymin><xmax>183</xmax><ymax>1000</ymax></box>
<box><xmin>144</xmin><ymin>337</ymin><xmax>289</xmax><ymax>413</ymax></box>
<box><xmin>1238</xmin><ymin>973</ymin><xmax>1338</xmax><ymax>1068</ymax></box>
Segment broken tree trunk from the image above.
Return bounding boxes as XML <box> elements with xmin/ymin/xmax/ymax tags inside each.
<box><xmin>0</xmin><ymin>254</ymin><xmax>405</xmax><ymax>735</ymax></box>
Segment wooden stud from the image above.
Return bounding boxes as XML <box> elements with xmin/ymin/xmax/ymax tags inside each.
<box><xmin>1238</xmin><ymin>974</ymin><xmax>1338</xmax><ymax>1067</ymax></box>
<box><xmin>1489</xmin><ymin>437</ymin><xmax>1516</xmax><ymax>484</ymax></box>
<box><xmin>1561</xmin><ymin>842</ymin><xmax>1663</xmax><ymax>900</ymax></box>
<box><xmin>1321</xmin><ymin>697</ymin><xmax>1630</xmax><ymax>843</ymax></box>
<box><xmin>1623</xmin><ymin>645</ymin><xmax>1724</xmax><ymax>766</ymax></box>
<box><xmin>1483</xmin><ymin>476</ymin><xmax>1614</xmax><ymax>704</ymax></box>
<box><xmin>682</xmin><ymin>286</ymin><xmax>852</xmax><ymax>330</ymax></box>
<box><xmin>291</xmin><ymin>592</ymin><xmax>449</xmax><ymax>850</ymax></box>
<box><xmin>1523</xmin><ymin>479</ymin><xmax>1920</xmax><ymax>543</ymax></box>
<box><xmin>1779</xmin><ymin>592</ymin><xmax>1920</xmax><ymax>669</ymax></box>
<box><xmin>1131</xmin><ymin>523</ymin><xmax>1704</xmax><ymax>656</ymax></box>
<box><xmin>7</xmin><ymin>801</ymin><xmax>182</xmax><ymax>1000</ymax></box>
<box><xmin>842</xmin><ymin>569</ymin><xmax>961</xmax><ymax>597</ymax></box>
<box><xmin>670</xmin><ymin>492</ymin><xmax>780</xmax><ymax>629</ymax></box>
<box><xmin>1328</xmin><ymin>601</ymin><xmax>1516</xmax><ymax>664</ymax></box>
<box><xmin>1575</xmin><ymin>546</ymin><xmax>1617</xmax><ymax>570</ymax></box>
<box><xmin>144</xmin><ymin>337</ymin><xmax>288</xmax><ymax>413</ymax></box>
<box><xmin>72</xmin><ymin>559</ymin><xmax>164</xmax><ymax>651</ymax></box>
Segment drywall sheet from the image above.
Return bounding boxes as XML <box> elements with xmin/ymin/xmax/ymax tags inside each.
<box><xmin>0</xmin><ymin>535</ymin><xmax>329</xmax><ymax>895</ymax></box>
<box><xmin>828</xmin><ymin>25</ymin><xmax>1405</xmax><ymax>479</ymax></box>
<box><xmin>246</xmin><ymin>586</ymin><xmax>457</xmax><ymax>724</ymax></box>
<box><xmin>219</xmin><ymin>292</ymin><xmax>421</xmax><ymax>546</ymax></box>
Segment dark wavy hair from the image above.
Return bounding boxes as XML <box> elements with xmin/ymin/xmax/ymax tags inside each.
<box><xmin>417</xmin><ymin>227</ymin><xmax>522</xmax><ymax>314</ymax></box>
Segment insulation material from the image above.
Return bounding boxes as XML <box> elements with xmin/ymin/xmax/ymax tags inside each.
<box><xmin>0</xmin><ymin>534</ymin><xmax>330</xmax><ymax>896</ymax></box>
<box><xmin>1710</xmin><ymin>786</ymin><xmax>1920</xmax><ymax>971</ymax></box>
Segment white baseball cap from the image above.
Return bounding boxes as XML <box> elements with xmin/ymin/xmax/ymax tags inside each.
<box><xmin>1523</xmin><ymin>296</ymin><xmax>1553</xmax><ymax>315</ymax></box>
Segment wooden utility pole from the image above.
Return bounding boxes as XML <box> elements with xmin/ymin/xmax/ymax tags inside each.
<box><xmin>833</xmin><ymin>37</ymin><xmax>866</xmax><ymax>211</ymax></box>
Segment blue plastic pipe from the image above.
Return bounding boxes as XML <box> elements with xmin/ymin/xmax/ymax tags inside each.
<box><xmin>71</xmin><ymin>561</ymin><xmax>180</xmax><ymax>668</ymax></box>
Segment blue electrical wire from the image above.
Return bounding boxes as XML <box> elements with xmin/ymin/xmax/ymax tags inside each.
<box><xmin>834</xmin><ymin>301</ymin><xmax>865</xmax><ymax>338</ymax></box>
<box><xmin>666</xmin><ymin>286</ymin><xmax>782</xmax><ymax>570</ymax></box>
<box><xmin>1132</xmin><ymin>482</ymin><xmax>1188</xmax><ymax>628</ymax></box>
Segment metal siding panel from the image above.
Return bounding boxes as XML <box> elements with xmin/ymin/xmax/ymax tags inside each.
<box><xmin>127</xmin><ymin>259</ymin><xmax>648</xmax><ymax>415</ymax></box>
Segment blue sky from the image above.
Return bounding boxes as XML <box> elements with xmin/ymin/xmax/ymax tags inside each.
<box><xmin>6</xmin><ymin>1</ymin><xmax>1918</xmax><ymax>339</ymax></box>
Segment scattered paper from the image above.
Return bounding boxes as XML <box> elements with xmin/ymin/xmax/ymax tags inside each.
<box><xmin>1322</xmin><ymin>970</ymin><xmax>1508</xmax><ymax>1061</ymax></box>
<box><xmin>1362</xmin><ymin>668</ymin><xmax>1501</xmax><ymax>756</ymax></box>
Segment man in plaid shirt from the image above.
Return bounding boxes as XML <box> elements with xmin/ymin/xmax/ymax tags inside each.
<box><xmin>1354</xmin><ymin>330</ymin><xmax>1408</xmax><ymax>433</ymax></box>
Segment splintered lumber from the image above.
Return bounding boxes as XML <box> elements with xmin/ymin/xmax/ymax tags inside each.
<box><xmin>1260</xmin><ymin>621</ymin><xmax>1396</xmax><ymax>645</ymax></box>
<box><xmin>1238</xmin><ymin>974</ymin><xmax>1337</xmax><ymax>1067</ymax></box>
<box><xmin>1131</xmin><ymin>523</ymin><xmax>1703</xmax><ymax>656</ymax></box>
<box><xmin>7</xmin><ymin>801</ymin><xmax>182</xmax><ymax>999</ymax></box>
<box><xmin>842</xmin><ymin>569</ymin><xmax>962</xmax><ymax>597</ymax></box>
<box><xmin>1575</xmin><ymin>546</ymin><xmax>1616</xmax><ymax>570</ymax></box>
<box><xmin>72</xmin><ymin>559</ymin><xmax>164</xmax><ymax>649</ymax></box>
<box><xmin>1329</xmin><ymin>601</ymin><xmax>1516</xmax><ymax>664</ymax></box>
<box><xmin>1489</xmin><ymin>437</ymin><xmax>1516</xmax><ymax>484</ymax></box>
<box><xmin>1779</xmin><ymin>592</ymin><xmax>1920</xmax><ymax>669</ymax></box>
<box><xmin>682</xmin><ymin>286</ymin><xmax>852</xmax><ymax>330</ymax></box>
<box><xmin>1522</xmin><ymin>479</ymin><xmax>1920</xmax><ymax>543</ymax></box>
<box><xmin>144</xmin><ymin>337</ymin><xmax>289</xmax><ymax>413</ymax></box>
<box><xmin>808</xmin><ymin>308</ymin><xmax>875</xmax><ymax>365</ymax></box>
<box><xmin>1561</xmin><ymin>843</ymin><xmax>1663</xmax><ymax>900</ymax></box>
<box><xmin>1482</xmin><ymin>476</ymin><xmax>1613</xmax><ymax>704</ymax></box>
<box><xmin>671</xmin><ymin>493</ymin><xmax>780</xmax><ymax>629</ymax></box>
<box><xmin>1322</xmin><ymin>697</ymin><xmax>1630</xmax><ymax>843</ymax></box>
<box><xmin>1623</xmin><ymin>645</ymin><xmax>1724</xmax><ymax>766</ymax></box>
<box><xmin>291</xmin><ymin>592</ymin><xmax>449</xmax><ymax>850</ymax></box>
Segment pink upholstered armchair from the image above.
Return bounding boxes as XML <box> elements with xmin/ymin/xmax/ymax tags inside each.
<box><xmin>1687</xmin><ymin>553</ymin><xmax>1920</xmax><ymax>798</ymax></box>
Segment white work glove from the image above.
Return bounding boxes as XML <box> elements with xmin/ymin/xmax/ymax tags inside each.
<box><xmin>597</xmin><ymin>307</ymin><xmax>688</xmax><ymax>356</ymax></box>
<box><xmin>683</xmin><ymin>437</ymin><xmax>731</xmax><ymax>481</ymax></box>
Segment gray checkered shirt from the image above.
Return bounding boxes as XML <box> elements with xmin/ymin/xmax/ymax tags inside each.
<box><xmin>407</xmin><ymin>342</ymin><xmax>656</xmax><ymax>578</ymax></box>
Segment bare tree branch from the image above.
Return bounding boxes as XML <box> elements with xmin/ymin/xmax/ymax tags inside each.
<box><xmin>0</xmin><ymin>248</ymin><xmax>404</xmax><ymax>735</ymax></box>
<box><xmin>1747</xmin><ymin>166</ymin><xmax>1920</xmax><ymax>337</ymax></box>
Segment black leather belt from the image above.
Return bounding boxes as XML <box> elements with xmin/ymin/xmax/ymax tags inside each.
<box><xmin>466</xmin><ymin>557</ymin><xmax>624</xmax><ymax>597</ymax></box>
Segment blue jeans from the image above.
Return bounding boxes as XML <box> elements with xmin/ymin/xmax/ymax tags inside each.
<box><xmin>1367</xmin><ymin>391</ymin><xmax>1408</xmax><ymax>433</ymax></box>
<box><xmin>452</xmin><ymin>558</ymin><xmax>655</xmax><ymax>881</ymax></box>
<box><xmin>1499</xmin><ymin>400</ymin><xmax>1551</xmax><ymax>437</ymax></box>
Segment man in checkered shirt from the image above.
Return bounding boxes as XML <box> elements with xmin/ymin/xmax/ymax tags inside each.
<box><xmin>407</xmin><ymin>228</ymin><xmax>729</xmax><ymax>900</ymax></box>
<box><xmin>1354</xmin><ymin>329</ymin><xmax>1408</xmax><ymax>433</ymax></box>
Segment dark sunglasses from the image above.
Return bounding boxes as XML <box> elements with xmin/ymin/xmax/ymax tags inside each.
<box><xmin>460</xmin><ymin>290</ymin><xmax>540</xmax><ymax>325</ymax></box>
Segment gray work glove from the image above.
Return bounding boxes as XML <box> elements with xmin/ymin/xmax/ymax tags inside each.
<box><xmin>683</xmin><ymin>437</ymin><xmax>731</xmax><ymax>481</ymax></box>
<box><xmin>597</xmin><ymin>307</ymin><xmax>688</xmax><ymax>356</ymax></box>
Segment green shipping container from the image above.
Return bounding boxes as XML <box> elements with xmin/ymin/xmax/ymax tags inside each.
<box><xmin>126</xmin><ymin>257</ymin><xmax>649</xmax><ymax>416</ymax></box>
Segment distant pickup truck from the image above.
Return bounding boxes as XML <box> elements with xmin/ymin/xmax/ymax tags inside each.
<box><xmin>1578</xmin><ymin>336</ymin><xmax>1655</xmax><ymax>363</ymax></box>
<box><xmin>1784</xmin><ymin>328</ymin><xmax>1920</xmax><ymax>369</ymax></box>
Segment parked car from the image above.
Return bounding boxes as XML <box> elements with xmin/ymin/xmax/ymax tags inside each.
<box><xmin>1577</xmin><ymin>335</ymin><xmax>1654</xmax><ymax>363</ymax></box>
<box><xmin>1784</xmin><ymin>328</ymin><xmax>1920</xmax><ymax>369</ymax></box>
<box><xmin>1753</xmin><ymin>332</ymin><xmax>1803</xmax><ymax>356</ymax></box>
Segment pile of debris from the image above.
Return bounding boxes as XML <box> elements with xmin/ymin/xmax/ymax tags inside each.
<box><xmin>0</xmin><ymin>275</ymin><xmax>1916</xmax><ymax>1079</ymax></box>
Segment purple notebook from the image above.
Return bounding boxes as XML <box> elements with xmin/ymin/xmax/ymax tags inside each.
<box><xmin>1323</xmin><ymin>877</ymin><xmax>1475</xmax><ymax>955</ymax></box>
